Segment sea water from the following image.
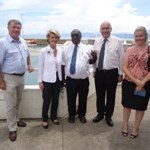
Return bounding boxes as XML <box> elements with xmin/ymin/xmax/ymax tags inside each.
<box><xmin>25</xmin><ymin>46</ymin><xmax>44</xmax><ymax>85</ymax></box>
<box><xmin>25</xmin><ymin>43</ymin><xmax>131</xmax><ymax>85</ymax></box>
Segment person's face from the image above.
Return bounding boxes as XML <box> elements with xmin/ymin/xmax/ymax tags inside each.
<box><xmin>8</xmin><ymin>22</ymin><xmax>21</xmax><ymax>40</ymax></box>
<box><xmin>48</xmin><ymin>33</ymin><xmax>59</xmax><ymax>47</ymax></box>
<box><xmin>134</xmin><ymin>30</ymin><xmax>147</xmax><ymax>45</ymax></box>
<box><xmin>71</xmin><ymin>31</ymin><xmax>81</xmax><ymax>45</ymax></box>
<box><xmin>100</xmin><ymin>23</ymin><xmax>112</xmax><ymax>38</ymax></box>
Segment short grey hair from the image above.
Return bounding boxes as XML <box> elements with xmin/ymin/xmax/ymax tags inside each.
<box><xmin>8</xmin><ymin>19</ymin><xmax>22</xmax><ymax>27</ymax></box>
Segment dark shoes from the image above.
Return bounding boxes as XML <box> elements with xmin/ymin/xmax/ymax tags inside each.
<box><xmin>93</xmin><ymin>114</ymin><xmax>113</xmax><ymax>127</ymax></box>
<box><xmin>105</xmin><ymin>117</ymin><xmax>113</xmax><ymax>127</ymax></box>
<box><xmin>78</xmin><ymin>116</ymin><xmax>87</xmax><ymax>123</ymax></box>
<box><xmin>42</xmin><ymin>122</ymin><xmax>49</xmax><ymax>129</ymax></box>
<box><xmin>51</xmin><ymin>118</ymin><xmax>60</xmax><ymax>125</ymax></box>
<box><xmin>9</xmin><ymin>131</ymin><xmax>17</xmax><ymax>142</ymax></box>
<box><xmin>93</xmin><ymin>114</ymin><xmax>104</xmax><ymax>123</ymax></box>
<box><xmin>68</xmin><ymin>116</ymin><xmax>75</xmax><ymax>123</ymax></box>
<box><xmin>9</xmin><ymin>120</ymin><xmax>26</xmax><ymax>141</ymax></box>
<box><xmin>17</xmin><ymin>120</ymin><xmax>27</xmax><ymax>127</ymax></box>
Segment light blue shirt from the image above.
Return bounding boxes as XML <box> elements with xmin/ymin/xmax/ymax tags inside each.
<box><xmin>0</xmin><ymin>35</ymin><xmax>30</xmax><ymax>74</ymax></box>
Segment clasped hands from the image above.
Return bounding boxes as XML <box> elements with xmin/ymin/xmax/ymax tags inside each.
<box><xmin>135</xmin><ymin>79</ymin><xmax>145</xmax><ymax>91</ymax></box>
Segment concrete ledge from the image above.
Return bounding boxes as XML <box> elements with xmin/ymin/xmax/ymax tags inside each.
<box><xmin>0</xmin><ymin>74</ymin><xmax>95</xmax><ymax>119</ymax></box>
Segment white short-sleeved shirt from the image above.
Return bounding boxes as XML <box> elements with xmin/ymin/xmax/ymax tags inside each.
<box><xmin>62</xmin><ymin>42</ymin><xmax>92</xmax><ymax>79</ymax></box>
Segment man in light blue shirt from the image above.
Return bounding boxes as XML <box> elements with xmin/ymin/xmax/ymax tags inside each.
<box><xmin>0</xmin><ymin>19</ymin><xmax>33</xmax><ymax>142</ymax></box>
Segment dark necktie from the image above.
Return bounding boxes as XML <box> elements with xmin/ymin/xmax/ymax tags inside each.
<box><xmin>98</xmin><ymin>39</ymin><xmax>107</xmax><ymax>70</ymax></box>
<box><xmin>70</xmin><ymin>45</ymin><xmax>78</xmax><ymax>74</ymax></box>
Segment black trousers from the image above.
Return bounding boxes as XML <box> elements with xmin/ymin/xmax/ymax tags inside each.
<box><xmin>42</xmin><ymin>77</ymin><xmax>61</xmax><ymax>122</ymax></box>
<box><xmin>66</xmin><ymin>77</ymin><xmax>89</xmax><ymax>117</ymax></box>
<box><xmin>95</xmin><ymin>68</ymin><xmax>118</xmax><ymax>118</ymax></box>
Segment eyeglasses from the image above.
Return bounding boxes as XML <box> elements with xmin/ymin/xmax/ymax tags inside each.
<box><xmin>71</xmin><ymin>34</ymin><xmax>80</xmax><ymax>38</ymax></box>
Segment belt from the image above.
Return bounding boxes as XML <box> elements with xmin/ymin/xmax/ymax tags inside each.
<box><xmin>4</xmin><ymin>73</ymin><xmax>25</xmax><ymax>76</ymax></box>
<box><xmin>97</xmin><ymin>68</ymin><xmax>118</xmax><ymax>72</ymax></box>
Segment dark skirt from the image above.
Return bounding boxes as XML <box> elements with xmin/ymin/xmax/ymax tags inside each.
<box><xmin>122</xmin><ymin>79</ymin><xmax>150</xmax><ymax>111</ymax></box>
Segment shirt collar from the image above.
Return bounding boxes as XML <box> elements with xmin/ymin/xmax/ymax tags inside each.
<box><xmin>7</xmin><ymin>35</ymin><xmax>21</xmax><ymax>43</ymax></box>
<box><xmin>102</xmin><ymin>36</ymin><xmax>111</xmax><ymax>42</ymax></box>
<box><xmin>72</xmin><ymin>42</ymin><xmax>81</xmax><ymax>48</ymax></box>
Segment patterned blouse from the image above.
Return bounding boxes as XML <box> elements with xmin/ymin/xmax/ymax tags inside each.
<box><xmin>125</xmin><ymin>46</ymin><xmax>149</xmax><ymax>81</ymax></box>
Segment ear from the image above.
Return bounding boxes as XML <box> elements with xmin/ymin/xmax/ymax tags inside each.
<box><xmin>47</xmin><ymin>39</ymin><xmax>49</xmax><ymax>43</ymax></box>
<box><xmin>110</xmin><ymin>27</ymin><xmax>112</xmax><ymax>32</ymax></box>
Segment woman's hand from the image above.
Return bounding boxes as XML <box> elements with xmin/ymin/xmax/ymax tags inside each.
<box><xmin>135</xmin><ymin>79</ymin><xmax>145</xmax><ymax>89</ymax></box>
<box><xmin>39</xmin><ymin>82</ymin><xmax>44</xmax><ymax>90</ymax></box>
<box><xmin>135</xmin><ymin>85</ymin><xmax>144</xmax><ymax>91</ymax></box>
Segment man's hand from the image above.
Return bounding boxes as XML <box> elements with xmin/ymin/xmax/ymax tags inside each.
<box><xmin>28</xmin><ymin>65</ymin><xmax>34</xmax><ymax>73</ymax></box>
<box><xmin>0</xmin><ymin>80</ymin><xmax>6</xmax><ymax>90</ymax></box>
<box><xmin>93</xmin><ymin>72</ymin><xmax>96</xmax><ymax>78</ymax></box>
<box><xmin>89</xmin><ymin>51</ymin><xmax>97</xmax><ymax>64</ymax></box>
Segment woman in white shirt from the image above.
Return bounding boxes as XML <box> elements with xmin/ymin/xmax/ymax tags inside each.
<box><xmin>38</xmin><ymin>29</ymin><xmax>63</xmax><ymax>128</ymax></box>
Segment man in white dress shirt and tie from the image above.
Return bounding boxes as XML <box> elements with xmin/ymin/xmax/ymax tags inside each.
<box><xmin>62</xmin><ymin>29</ymin><xmax>97</xmax><ymax>123</ymax></box>
<box><xmin>92</xmin><ymin>21</ymin><xmax>124</xmax><ymax>126</ymax></box>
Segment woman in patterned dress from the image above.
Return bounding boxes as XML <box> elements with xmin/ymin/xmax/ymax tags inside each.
<box><xmin>121</xmin><ymin>26</ymin><xmax>150</xmax><ymax>139</ymax></box>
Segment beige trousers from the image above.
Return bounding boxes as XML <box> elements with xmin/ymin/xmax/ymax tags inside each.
<box><xmin>4</xmin><ymin>74</ymin><xmax>24</xmax><ymax>132</ymax></box>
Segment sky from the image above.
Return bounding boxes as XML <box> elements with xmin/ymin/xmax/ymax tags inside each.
<box><xmin>0</xmin><ymin>0</ymin><xmax>150</xmax><ymax>36</ymax></box>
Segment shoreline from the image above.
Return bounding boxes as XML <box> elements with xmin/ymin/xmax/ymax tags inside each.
<box><xmin>27</xmin><ymin>38</ymin><xmax>134</xmax><ymax>46</ymax></box>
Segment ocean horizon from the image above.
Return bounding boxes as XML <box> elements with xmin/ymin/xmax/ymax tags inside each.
<box><xmin>0</xmin><ymin>32</ymin><xmax>136</xmax><ymax>41</ymax></box>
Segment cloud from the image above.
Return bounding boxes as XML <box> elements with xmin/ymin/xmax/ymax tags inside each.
<box><xmin>0</xmin><ymin>0</ymin><xmax>150</xmax><ymax>36</ymax></box>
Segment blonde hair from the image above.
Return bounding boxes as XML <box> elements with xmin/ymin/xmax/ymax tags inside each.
<box><xmin>46</xmin><ymin>29</ymin><xmax>60</xmax><ymax>42</ymax></box>
<box><xmin>134</xmin><ymin>26</ymin><xmax>148</xmax><ymax>43</ymax></box>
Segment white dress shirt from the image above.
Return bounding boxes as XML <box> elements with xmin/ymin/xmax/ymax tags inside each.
<box><xmin>38</xmin><ymin>45</ymin><xmax>63</xmax><ymax>83</ymax></box>
<box><xmin>62</xmin><ymin>42</ymin><xmax>92</xmax><ymax>79</ymax></box>
<box><xmin>93</xmin><ymin>36</ymin><xmax>124</xmax><ymax>75</ymax></box>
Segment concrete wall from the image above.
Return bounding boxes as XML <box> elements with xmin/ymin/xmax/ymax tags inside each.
<box><xmin>0</xmin><ymin>74</ymin><xmax>95</xmax><ymax>119</ymax></box>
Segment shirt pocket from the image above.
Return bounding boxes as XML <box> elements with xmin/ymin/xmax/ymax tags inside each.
<box><xmin>7</xmin><ymin>48</ymin><xmax>19</xmax><ymax>59</ymax></box>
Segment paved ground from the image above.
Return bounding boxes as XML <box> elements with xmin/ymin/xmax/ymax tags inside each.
<box><xmin>0</xmin><ymin>84</ymin><xmax>150</xmax><ymax>150</ymax></box>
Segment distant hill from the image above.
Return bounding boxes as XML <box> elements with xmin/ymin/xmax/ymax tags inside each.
<box><xmin>22</xmin><ymin>32</ymin><xmax>134</xmax><ymax>40</ymax></box>
<box><xmin>1</xmin><ymin>31</ymin><xmax>150</xmax><ymax>40</ymax></box>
